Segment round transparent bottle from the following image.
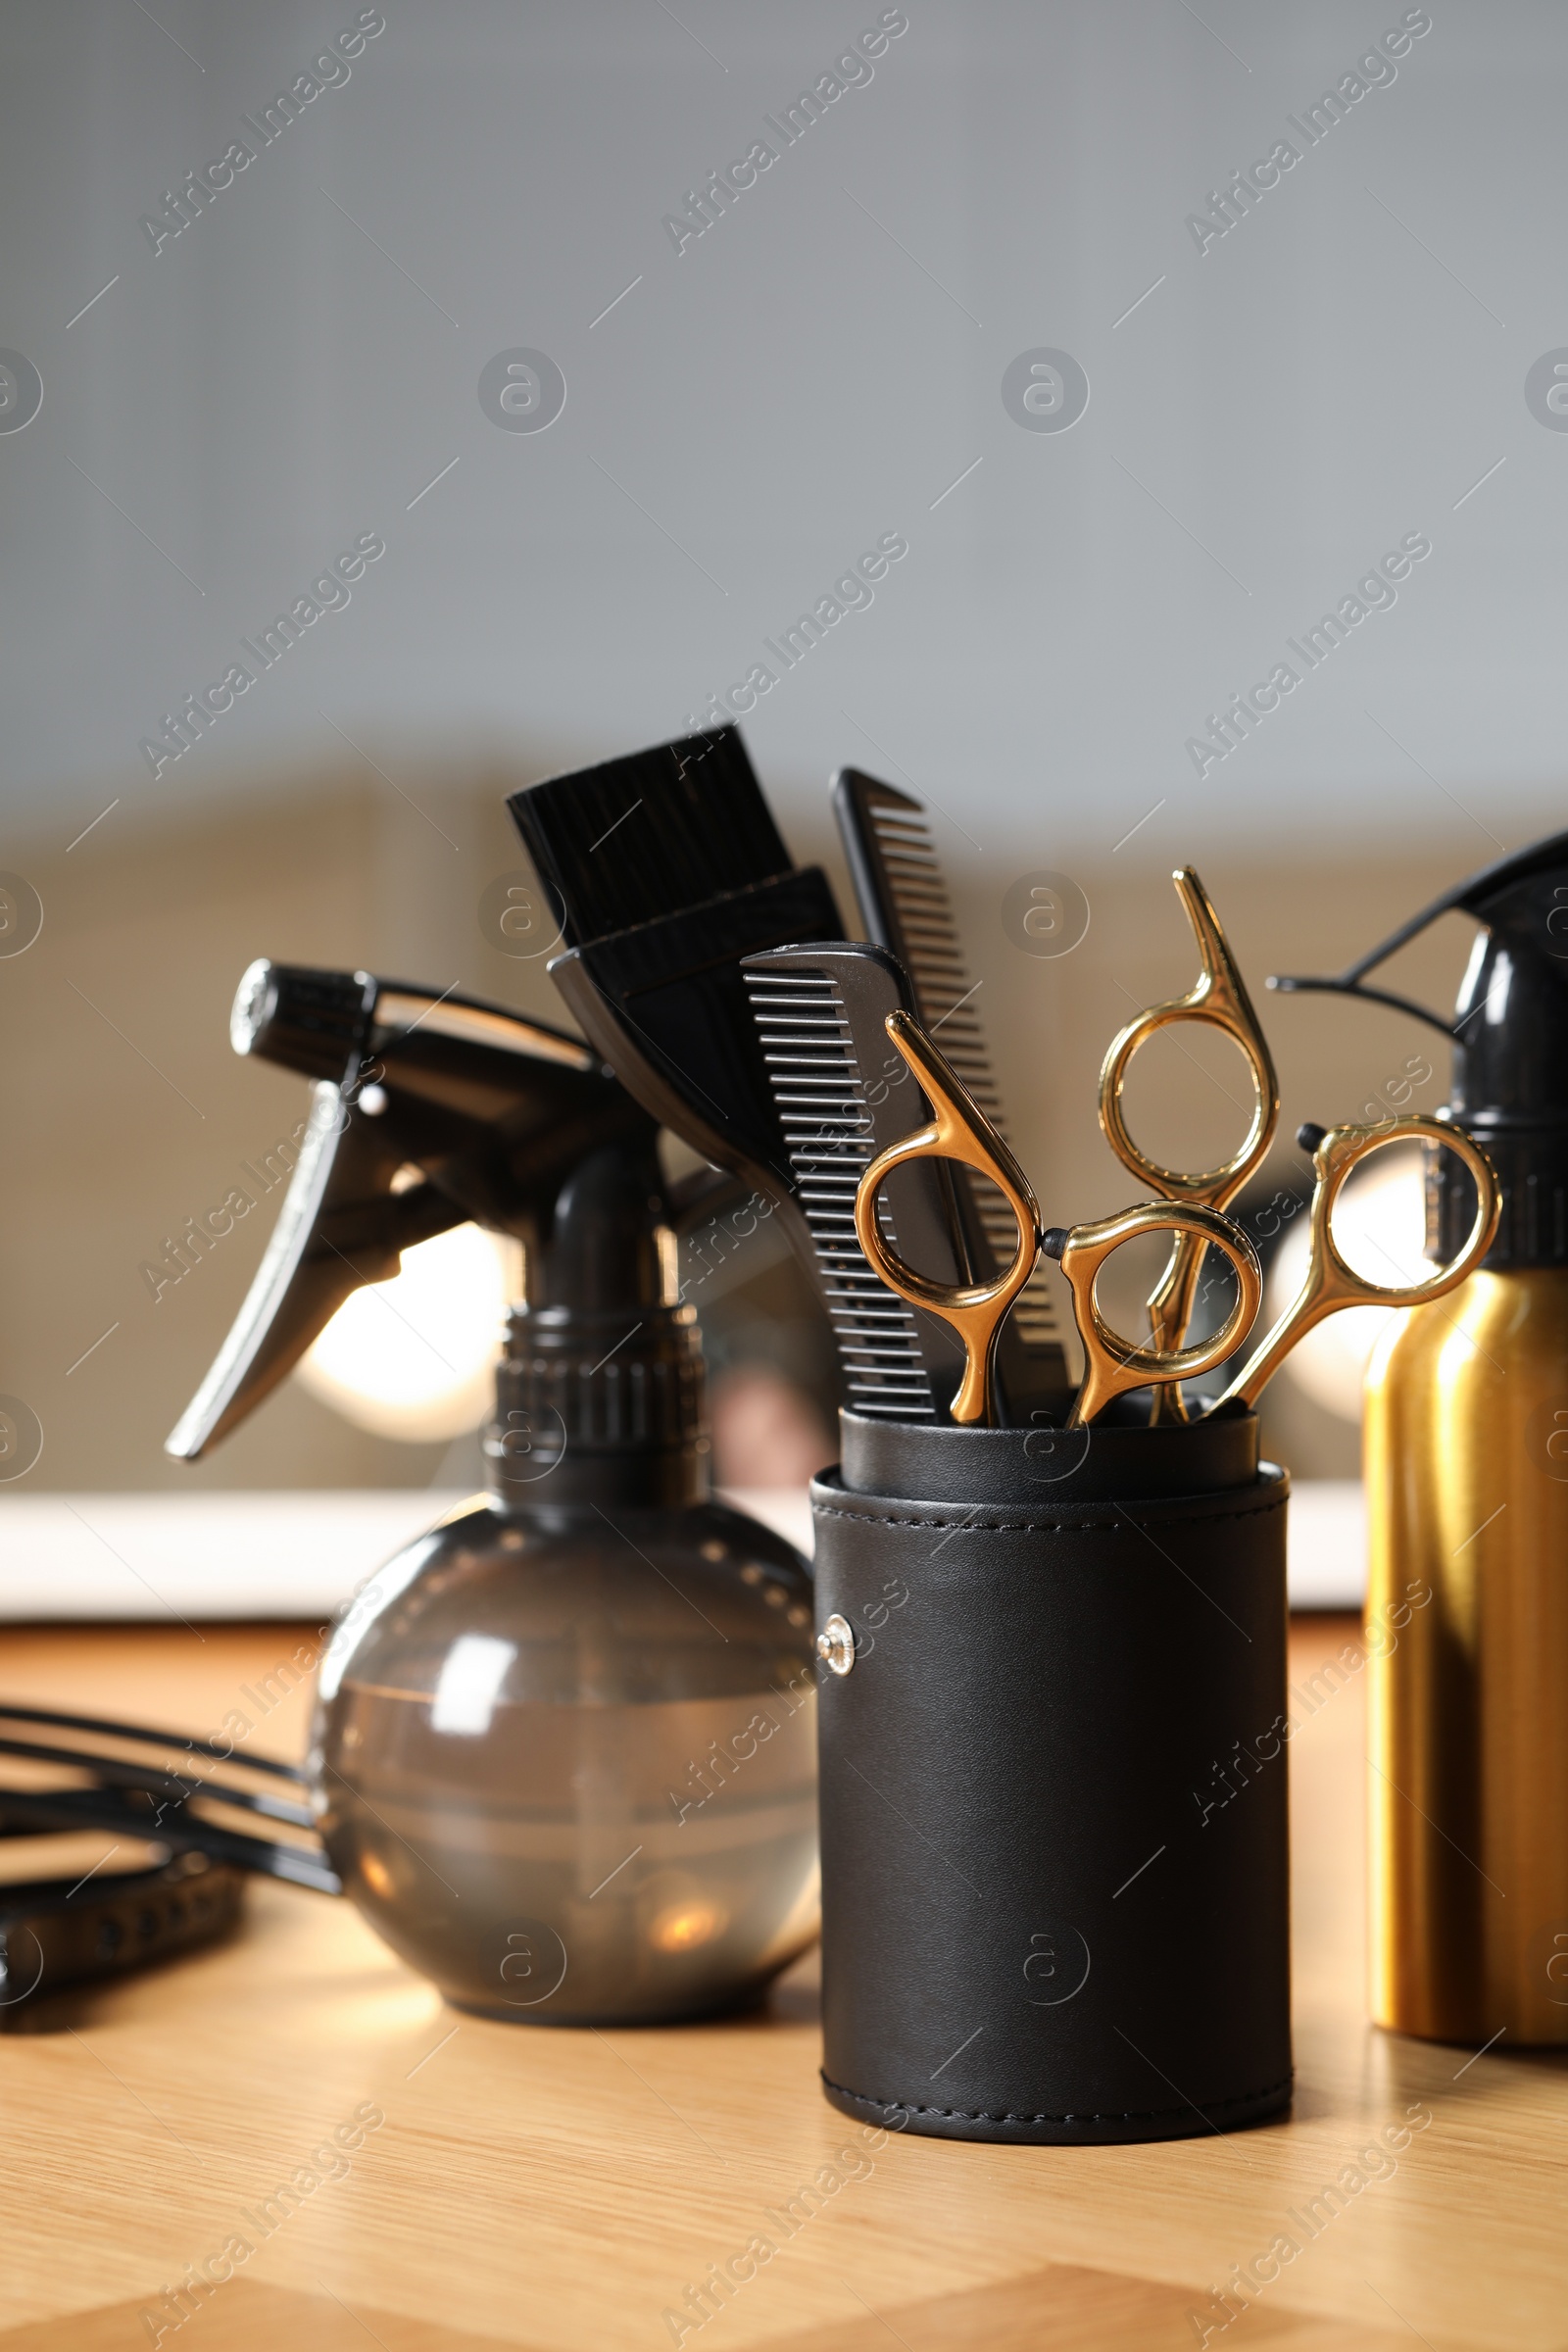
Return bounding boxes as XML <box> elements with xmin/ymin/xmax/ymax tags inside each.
<box><xmin>311</xmin><ymin>1135</ymin><xmax>820</xmax><ymax>2026</ymax></box>
<box><xmin>313</xmin><ymin>1485</ymin><xmax>818</xmax><ymax>2024</ymax></box>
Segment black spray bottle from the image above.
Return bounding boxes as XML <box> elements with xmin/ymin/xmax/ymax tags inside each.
<box><xmin>169</xmin><ymin>961</ymin><xmax>818</xmax><ymax>2023</ymax></box>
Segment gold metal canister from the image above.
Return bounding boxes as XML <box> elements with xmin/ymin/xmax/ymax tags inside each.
<box><xmin>1364</xmin><ymin>1267</ymin><xmax>1568</xmax><ymax>2043</ymax></box>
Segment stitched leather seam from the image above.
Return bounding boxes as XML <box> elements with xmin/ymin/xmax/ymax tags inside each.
<box><xmin>820</xmin><ymin>2067</ymin><xmax>1294</xmax><ymax>2126</ymax></box>
<box><xmin>810</xmin><ymin>1493</ymin><xmax>1287</xmax><ymax>1537</ymax></box>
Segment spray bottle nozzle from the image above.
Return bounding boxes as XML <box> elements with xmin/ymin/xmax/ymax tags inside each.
<box><xmin>1269</xmin><ymin>828</ymin><xmax>1568</xmax><ymax>1037</ymax></box>
<box><xmin>229</xmin><ymin>959</ymin><xmax>376</xmax><ymax>1075</ymax></box>
<box><xmin>1270</xmin><ymin>826</ymin><xmax>1568</xmax><ymax>1270</ymax></box>
<box><xmin>166</xmin><ymin>962</ymin><xmax>662</xmax><ymax>1463</ymax></box>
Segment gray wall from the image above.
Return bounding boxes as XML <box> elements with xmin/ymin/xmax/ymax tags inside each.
<box><xmin>5</xmin><ymin>0</ymin><xmax>1566</xmax><ymax>847</ymax></box>
<box><xmin>1</xmin><ymin>0</ymin><xmax>1562</xmax><ymax>1486</ymax></box>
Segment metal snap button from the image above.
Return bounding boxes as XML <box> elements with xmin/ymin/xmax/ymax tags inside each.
<box><xmin>816</xmin><ymin>1614</ymin><xmax>856</xmax><ymax>1677</ymax></box>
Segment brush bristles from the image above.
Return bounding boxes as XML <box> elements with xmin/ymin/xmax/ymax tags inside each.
<box><xmin>510</xmin><ymin>728</ymin><xmax>792</xmax><ymax>947</ymax></box>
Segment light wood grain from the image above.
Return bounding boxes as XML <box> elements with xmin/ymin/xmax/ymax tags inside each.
<box><xmin>0</xmin><ymin>1618</ymin><xmax>1562</xmax><ymax>2352</ymax></box>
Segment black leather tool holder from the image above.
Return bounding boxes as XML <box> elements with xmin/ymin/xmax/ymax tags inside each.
<box><xmin>809</xmin><ymin>1407</ymin><xmax>1292</xmax><ymax>2144</ymax></box>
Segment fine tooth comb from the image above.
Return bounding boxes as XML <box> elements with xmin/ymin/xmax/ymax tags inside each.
<box><xmin>832</xmin><ymin>768</ymin><xmax>1072</xmax><ymax>1413</ymax></box>
<box><xmin>744</xmin><ymin>944</ymin><xmax>976</xmax><ymax>1420</ymax></box>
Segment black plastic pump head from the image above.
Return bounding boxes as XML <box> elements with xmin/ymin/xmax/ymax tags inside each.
<box><xmin>1270</xmin><ymin>827</ymin><xmax>1568</xmax><ymax>1266</ymax></box>
<box><xmin>166</xmin><ymin>961</ymin><xmax>714</xmax><ymax>1504</ymax></box>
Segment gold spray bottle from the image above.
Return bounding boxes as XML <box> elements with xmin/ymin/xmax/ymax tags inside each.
<box><xmin>1276</xmin><ymin>831</ymin><xmax>1568</xmax><ymax>2043</ymax></box>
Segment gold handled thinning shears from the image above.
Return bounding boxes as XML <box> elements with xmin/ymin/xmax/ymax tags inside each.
<box><xmin>855</xmin><ymin>1010</ymin><xmax>1263</xmax><ymax>1428</ymax></box>
<box><xmin>1099</xmin><ymin>867</ymin><xmax>1280</xmax><ymax>1422</ymax></box>
<box><xmin>1212</xmin><ymin>1115</ymin><xmax>1500</xmax><ymax>1413</ymax></box>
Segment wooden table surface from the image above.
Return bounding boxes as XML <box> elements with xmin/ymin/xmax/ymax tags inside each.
<box><xmin>0</xmin><ymin>1618</ymin><xmax>1563</xmax><ymax>2352</ymax></box>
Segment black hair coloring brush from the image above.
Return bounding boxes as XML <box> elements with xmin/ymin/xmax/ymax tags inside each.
<box><xmin>832</xmin><ymin>767</ymin><xmax>1073</xmax><ymax>1416</ymax></box>
<box><xmin>508</xmin><ymin>728</ymin><xmax>845</xmax><ymax>1263</ymax></box>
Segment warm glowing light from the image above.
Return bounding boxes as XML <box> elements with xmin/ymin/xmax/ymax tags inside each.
<box><xmin>1269</xmin><ymin>1146</ymin><xmax>1428</xmax><ymax>1423</ymax></box>
<box><xmin>649</xmin><ymin>1900</ymin><xmax>728</xmax><ymax>1952</ymax></box>
<box><xmin>358</xmin><ymin>1850</ymin><xmax>396</xmax><ymax>1898</ymax></box>
<box><xmin>296</xmin><ymin>1225</ymin><xmax>516</xmax><ymax>1442</ymax></box>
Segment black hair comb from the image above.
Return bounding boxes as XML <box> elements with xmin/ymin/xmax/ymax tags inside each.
<box><xmin>832</xmin><ymin>767</ymin><xmax>1072</xmax><ymax>1416</ymax></box>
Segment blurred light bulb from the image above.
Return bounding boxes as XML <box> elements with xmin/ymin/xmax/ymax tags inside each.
<box><xmin>650</xmin><ymin>1899</ymin><xmax>728</xmax><ymax>1952</ymax></box>
<box><xmin>1269</xmin><ymin>1145</ymin><xmax>1428</xmax><ymax>1424</ymax></box>
<box><xmin>296</xmin><ymin>1224</ymin><xmax>515</xmax><ymax>1442</ymax></box>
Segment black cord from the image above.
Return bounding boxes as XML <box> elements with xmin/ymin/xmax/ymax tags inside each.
<box><xmin>0</xmin><ymin>1736</ymin><xmax>316</xmax><ymax>1828</ymax></box>
<box><xmin>0</xmin><ymin>1702</ymin><xmax>339</xmax><ymax>1895</ymax></box>
<box><xmin>0</xmin><ymin>1787</ymin><xmax>340</xmax><ymax>1895</ymax></box>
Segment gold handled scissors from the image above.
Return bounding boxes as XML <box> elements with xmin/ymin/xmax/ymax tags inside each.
<box><xmin>1212</xmin><ymin>1115</ymin><xmax>1499</xmax><ymax>1413</ymax></box>
<box><xmin>855</xmin><ymin>1010</ymin><xmax>1263</xmax><ymax>1428</ymax></box>
<box><xmin>1099</xmin><ymin>867</ymin><xmax>1280</xmax><ymax>1422</ymax></box>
